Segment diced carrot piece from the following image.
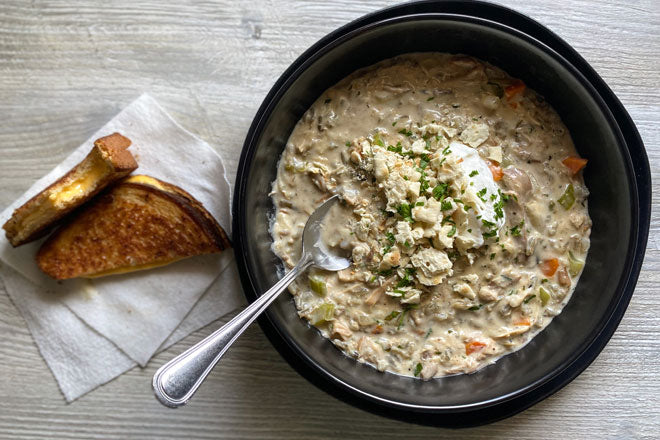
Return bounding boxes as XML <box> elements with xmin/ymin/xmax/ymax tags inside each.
<box><xmin>371</xmin><ymin>325</ymin><xmax>384</xmax><ymax>334</ymax></box>
<box><xmin>505</xmin><ymin>79</ymin><xmax>526</xmax><ymax>99</ymax></box>
<box><xmin>562</xmin><ymin>156</ymin><xmax>588</xmax><ymax>175</ymax></box>
<box><xmin>539</xmin><ymin>258</ymin><xmax>559</xmax><ymax>277</ymax></box>
<box><xmin>487</xmin><ymin>161</ymin><xmax>503</xmax><ymax>181</ymax></box>
<box><xmin>456</xmin><ymin>158</ymin><xmax>464</xmax><ymax>164</ymax></box>
<box><xmin>465</xmin><ymin>341</ymin><xmax>487</xmax><ymax>355</ymax></box>
<box><xmin>514</xmin><ymin>318</ymin><xmax>531</xmax><ymax>326</ymax></box>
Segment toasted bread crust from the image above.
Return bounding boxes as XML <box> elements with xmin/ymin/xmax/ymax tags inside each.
<box><xmin>124</xmin><ymin>177</ymin><xmax>231</xmax><ymax>250</ymax></box>
<box><xmin>95</xmin><ymin>133</ymin><xmax>137</xmax><ymax>171</ymax></box>
<box><xmin>37</xmin><ymin>176</ymin><xmax>230</xmax><ymax>279</ymax></box>
<box><xmin>2</xmin><ymin>133</ymin><xmax>137</xmax><ymax>246</ymax></box>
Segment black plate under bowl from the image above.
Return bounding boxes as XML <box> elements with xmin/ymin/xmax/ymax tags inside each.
<box><xmin>232</xmin><ymin>1</ymin><xmax>650</xmax><ymax>427</ymax></box>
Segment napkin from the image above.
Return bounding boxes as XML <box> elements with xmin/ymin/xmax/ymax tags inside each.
<box><xmin>0</xmin><ymin>94</ymin><xmax>246</xmax><ymax>401</ymax></box>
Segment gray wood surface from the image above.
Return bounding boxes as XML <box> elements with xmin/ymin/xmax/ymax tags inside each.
<box><xmin>0</xmin><ymin>0</ymin><xmax>658</xmax><ymax>438</ymax></box>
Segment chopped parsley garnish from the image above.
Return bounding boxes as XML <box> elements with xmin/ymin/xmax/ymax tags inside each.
<box><xmin>373</xmin><ymin>133</ymin><xmax>384</xmax><ymax>147</ymax></box>
<box><xmin>377</xmin><ymin>269</ymin><xmax>393</xmax><ymax>277</ymax></box>
<box><xmin>426</xmin><ymin>96</ymin><xmax>434</xmax><ymax>101</ymax></box>
<box><xmin>396</xmin><ymin>275</ymin><xmax>412</xmax><ymax>288</ymax></box>
<box><xmin>447</xmin><ymin>224</ymin><xmax>457</xmax><ymax>237</ymax></box>
<box><xmin>468</xmin><ymin>304</ymin><xmax>484</xmax><ymax>311</ymax></box>
<box><xmin>404</xmin><ymin>240</ymin><xmax>411</xmax><ymax>248</ymax></box>
<box><xmin>523</xmin><ymin>294</ymin><xmax>536</xmax><ymax>304</ymax></box>
<box><xmin>481</xmin><ymin>219</ymin><xmax>496</xmax><ymax>229</ymax></box>
<box><xmin>425</xmin><ymin>139</ymin><xmax>431</xmax><ymax>150</ymax></box>
<box><xmin>501</xmin><ymin>191</ymin><xmax>518</xmax><ymax>202</ymax></box>
<box><xmin>419</xmin><ymin>172</ymin><xmax>429</xmax><ymax>194</ymax></box>
<box><xmin>392</xmin><ymin>289</ymin><xmax>407</xmax><ymax>296</ymax></box>
<box><xmin>387</xmin><ymin>142</ymin><xmax>416</xmax><ymax>158</ymax></box>
<box><xmin>493</xmin><ymin>193</ymin><xmax>505</xmax><ymax>220</ymax></box>
<box><xmin>541</xmin><ymin>278</ymin><xmax>549</xmax><ymax>284</ymax></box>
<box><xmin>442</xmin><ymin>145</ymin><xmax>452</xmax><ymax>155</ymax></box>
<box><xmin>415</xmin><ymin>201</ymin><xmax>425</xmax><ymax>206</ymax></box>
<box><xmin>419</xmin><ymin>154</ymin><xmax>431</xmax><ymax>168</ymax></box>
<box><xmin>490</xmin><ymin>194</ymin><xmax>497</xmax><ymax>201</ymax></box>
<box><xmin>490</xmin><ymin>253</ymin><xmax>496</xmax><ymax>260</ymax></box>
<box><xmin>441</xmin><ymin>199</ymin><xmax>453</xmax><ymax>211</ymax></box>
<box><xmin>425</xmin><ymin>328</ymin><xmax>432</xmax><ymax>338</ymax></box>
<box><xmin>387</xmin><ymin>143</ymin><xmax>402</xmax><ymax>153</ymax></box>
<box><xmin>510</xmin><ymin>220</ymin><xmax>524</xmax><ymax>237</ymax></box>
<box><xmin>414</xmin><ymin>363</ymin><xmax>423</xmax><ymax>376</ymax></box>
<box><xmin>345</xmin><ymin>141</ymin><xmax>351</xmax><ymax>147</ymax></box>
<box><xmin>442</xmin><ymin>215</ymin><xmax>455</xmax><ymax>225</ymax></box>
<box><xmin>397</xmin><ymin>203</ymin><xmax>414</xmax><ymax>222</ymax></box>
<box><xmin>382</xmin><ymin>232</ymin><xmax>396</xmax><ymax>254</ymax></box>
<box><xmin>395</xmin><ymin>268</ymin><xmax>416</xmax><ymax>289</ymax></box>
<box><xmin>482</xmin><ymin>230</ymin><xmax>497</xmax><ymax>239</ymax></box>
<box><xmin>432</xmin><ymin>183</ymin><xmax>449</xmax><ymax>200</ymax></box>
<box><xmin>392</xmin><ymin>121</ymin><xmax>397</xmax><ymax>126</ymax></box>
<box><xmin>476</xmin><ymin>188</ymin><xmax>488</xmax><ymax>202</ymax></box>
<box><xmin>469</xmin><ymin>170</ymin><xmax>479</xmax><ymax>177</ymax></box>
<box><xmin>398</xmin><ymin>128</ymin><xmax>413</xmax><ymax>137</ymax></box>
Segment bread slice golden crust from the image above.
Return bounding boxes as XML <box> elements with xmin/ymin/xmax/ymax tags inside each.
<box><xmin>2</xmin><ymin>133</ymin><xmax>138</xmax><ymax>247</ymax></box>
<box><xmin>36</xmin><ymin>175</ymin><xmax>231</xmax><ymax>280</ymax></box>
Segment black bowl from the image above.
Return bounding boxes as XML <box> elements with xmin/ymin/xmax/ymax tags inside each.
<box><xmin>232</xmin><ymin>1</ymin><xmax>650</xmax><ymax>427</ymax></box>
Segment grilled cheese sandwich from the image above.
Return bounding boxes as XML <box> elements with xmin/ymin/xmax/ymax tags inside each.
<box><xmin>36</xmin><ymin>175</ymin><xmax>231</xmax><ymax>279</ymax></box>
<box><xmin>2</xmin><ymin>133</ymin><xmax>137</xmax><ymax>246</ymax></box>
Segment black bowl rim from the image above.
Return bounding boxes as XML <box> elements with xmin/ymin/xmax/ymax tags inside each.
<box><xmin>232</xmin><ymin>0</ymin><xmax>651</xmax><ymax>427</ymax></box>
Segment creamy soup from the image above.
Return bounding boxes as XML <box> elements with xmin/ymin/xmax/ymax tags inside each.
<box><xmin>270</xmin><ymin>53</ymin><xmax>590</xmax><ymax>378</ymax></box>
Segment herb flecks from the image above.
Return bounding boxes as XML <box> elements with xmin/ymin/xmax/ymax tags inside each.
<box><xmin>397</xmin><ymin>203</ymin><xmax>414</xmax><ymax>223</ymax></box>
<box><xmin>510</xmin><ymin>219</ymin><xmax>524</xmax><ymax>237</ymax></box>
<box><xmin>432</xmin><ymin>183</ymin><xmax>449</xmax><ymax>200</ymax></box>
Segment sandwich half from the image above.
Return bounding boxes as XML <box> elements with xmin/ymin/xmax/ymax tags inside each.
<box><xmin>36</xmin><ymin>175</ymin><xmax>231</xmax><ymax>279</ymax></box>
<box><xmin>2</xmin><ymin>133</ymin><xmax>138</xmax><ymax>247</ymax></box>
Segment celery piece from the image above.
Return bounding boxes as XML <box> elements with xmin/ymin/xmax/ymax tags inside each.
<box><xmin>284</xmin><ymin>158</ymin><xmax>306</xmax><ymax>173</ymax></box>
<box><xmin>557</xmin><ymin>184</ymin><xmax>575</xmax><ymax>210</ymax></box>
<box><xmin>486</xmin><ymin>81</ymin><xmax>504</xmax><ymax>98</ymax></box>
<box><xmin>568</xmin><ymin>251</ymin><xmax>585</xmax><ymax>277</ymax></box>
<box><xmin>310</xmin><ymin>303</ymin><xmax>335</xmax><ymax>325</ymax></box>
<box><xmin>309</xmin><ymin>276</ymin><xmax>327</xmax><ymax>296</ymax></box>
<box><xmin>500</xmin><ymin>157</ymin><xmax>512</xmax><ymax>168</ymax></box>
<box><xmin>539</xmin><ymin>287</ymin><xmax>551</xmax><ymax>306</ymax></box>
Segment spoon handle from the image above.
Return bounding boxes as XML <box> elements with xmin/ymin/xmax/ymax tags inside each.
<box><xmin>152</xmin><ymin>256</ymin><xmax>312</xmax><ymax>407</ymax></box>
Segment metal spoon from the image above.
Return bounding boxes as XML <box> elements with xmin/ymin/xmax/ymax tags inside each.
<box><xmin>152</xmin><ymin>195</ymin><xmax>350</xmax><ymax>407</ymax></box>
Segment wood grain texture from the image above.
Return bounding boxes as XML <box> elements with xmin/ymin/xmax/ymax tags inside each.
<box><xmin>0</xmin><ymin>0</ymin><xmax>658</xmax><ymax>438</ymax></box>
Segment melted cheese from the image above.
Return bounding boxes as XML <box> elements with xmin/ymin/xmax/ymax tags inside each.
<box><xmin>50</xmin><ymin>160</ymin><xmax>109</xmax><ymax>205</ymax></box>
<box><xmin>124</xmin><ymin>174</ymin><xmax>166</xmax><ymax>190</ymax></box>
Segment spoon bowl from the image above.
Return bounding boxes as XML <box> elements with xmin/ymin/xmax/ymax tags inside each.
<box><xmin>152</xmin><ymin>195</ymin><xmax>349</xmax><ymax>407</ymax></box>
